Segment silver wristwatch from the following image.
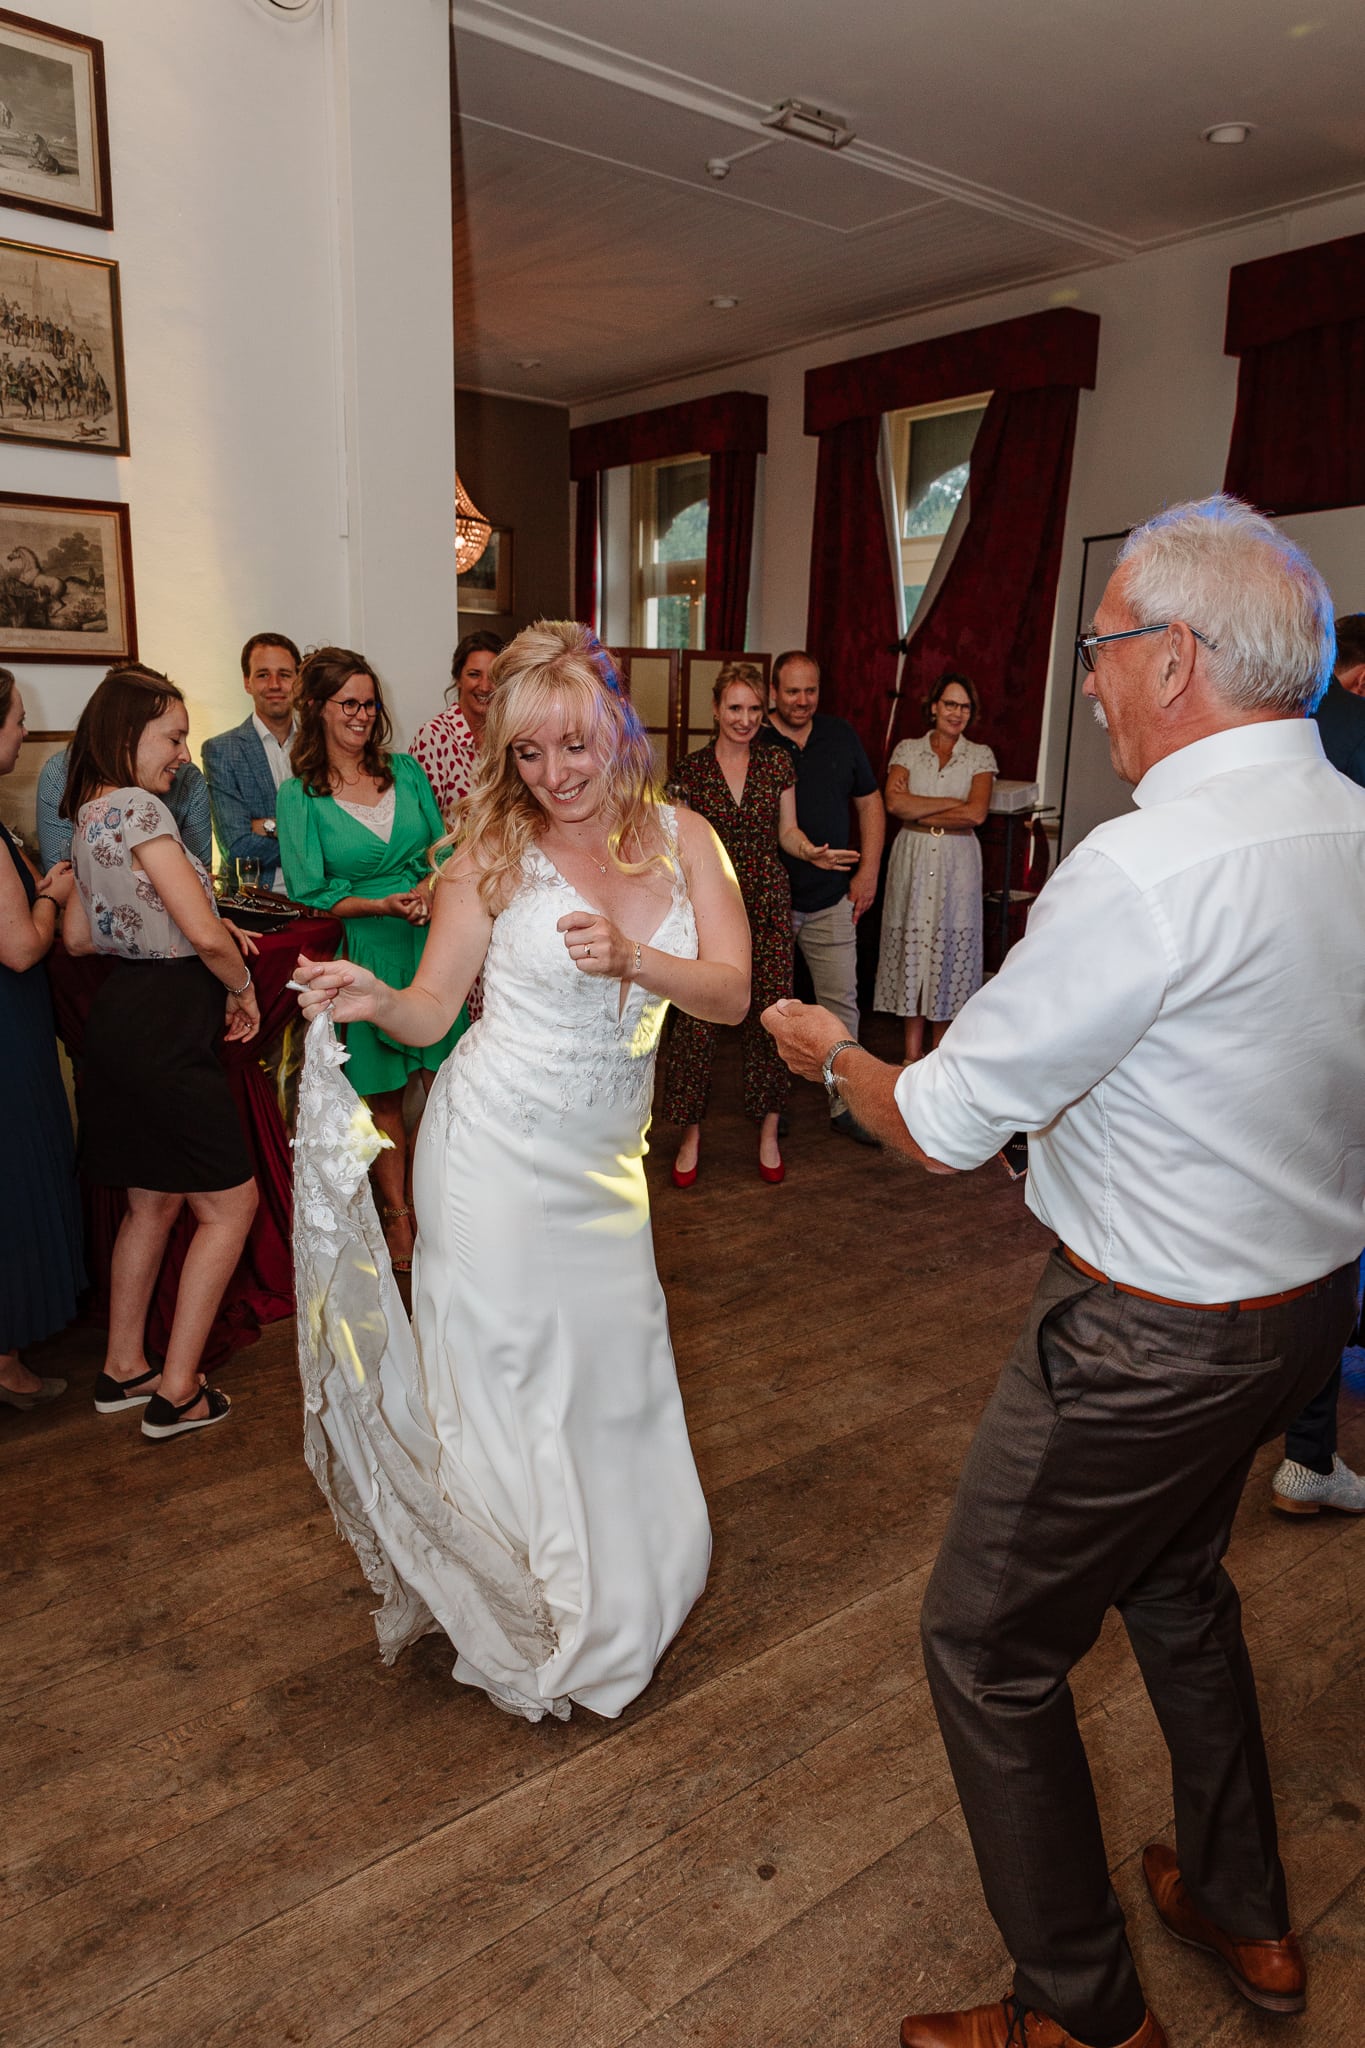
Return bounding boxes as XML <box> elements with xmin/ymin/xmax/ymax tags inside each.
<box><xmin>821</xmin><ymin>1038</ymin><xmax>860</xmax><ymax>1105</ymax></box>
<box><xmin>262</xmin><ymin>816</ymin><xmax>277</xmax><ymax>836</ymax></box>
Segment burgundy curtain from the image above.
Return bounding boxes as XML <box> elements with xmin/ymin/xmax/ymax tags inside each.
<box><xmin>570</xmin><ymin>391</ymin><xmax>767</xmax><ymax>648</ymax></box>
<box><xmin>1224</xmin><ymin>230</ymin><xmax>1365</xmax><ymax>515</ymax></box>
<box><xmin>804</xmin><ymin>306</ymin><xmax>1099</xmax><ymax>776</ymax></box>
<box><xmin>705</xmin><ymin>447</ymin><xmax>759</xmax><ymax>650</ymax></box>
<box><xmin>573</xmin><ymin>474</ymin><xmax>598</xmax><ymax>630</ymax></box>
<box><xmin>805</xmin><ymin>418</ymin><xmax>901</xmax><ymax>769</ymax></box>
<box><xmin>889</xmin><ymin>385</ymin><xmax>1083</xmax><ymax>777</ymax></box>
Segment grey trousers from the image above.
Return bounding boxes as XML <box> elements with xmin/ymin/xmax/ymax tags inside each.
<box><xmin>792</xmin><ymin>897</ymin><xmax>858</xmax><ymax>1113</ymax></box>
<box><xmin>920</xmin><ymin>1248</ymin><xmax>1356</xmax><ymax>2046</ymax></box>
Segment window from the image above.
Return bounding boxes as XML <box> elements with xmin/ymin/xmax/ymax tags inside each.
<box><xmin>888</xmin><ymin>394</ymin><xmax>988</xmax><ymax>627</ymax></box>
<box><xmin>630</xmin><ymin>453</ymin><xmax>708</xmax><ymax>650</ymax></box>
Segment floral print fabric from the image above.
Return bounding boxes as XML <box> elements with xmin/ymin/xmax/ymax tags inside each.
<box><xmin>73</xmin><ymin>789</ymin><xmax>217</xmax><ymax>959</ymax></box>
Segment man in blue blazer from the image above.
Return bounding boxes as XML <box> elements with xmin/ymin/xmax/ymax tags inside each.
<box><xmin>202</xmin><ymin>632</ymin><xmax>301</xmax><ymax>891</ymax></box>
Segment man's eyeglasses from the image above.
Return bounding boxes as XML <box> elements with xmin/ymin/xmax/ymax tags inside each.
<box><xmin>1075</xmin><ymin>622</ymin><xmax>1218</xmax><ymax>674</ymax></box>
<box><xmin>334</xmin><ymin>698</ymin><xmax>378</xmax><ymax>718</ymax></box>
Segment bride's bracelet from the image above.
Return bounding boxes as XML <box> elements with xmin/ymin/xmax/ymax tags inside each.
<box><xmin>228</xmin><ymin>966</ymin><xmax>253</xmax><ymax>997</ymax></box>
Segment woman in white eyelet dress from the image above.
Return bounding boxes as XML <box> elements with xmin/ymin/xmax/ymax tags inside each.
<box><xmin>292</xmin><ymin>625</ymin><xmax>751</xmax><ymax>1721</ymax></box>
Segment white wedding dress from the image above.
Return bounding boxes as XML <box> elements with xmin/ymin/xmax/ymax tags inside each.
<box><xmin>293</xmin><ymin>813</ymin><xmax>711</xmax><ymax>1721</ymax></box>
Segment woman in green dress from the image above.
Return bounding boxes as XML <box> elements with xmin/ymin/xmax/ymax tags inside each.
<box><xmin>279</xmin><ymin>646</ymin><xmax>465</xmax><ymax>1270</ymax></box>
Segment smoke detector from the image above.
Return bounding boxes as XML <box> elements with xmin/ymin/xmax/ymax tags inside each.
<box><xmin>250</xmin><ymin>0</ymin><xmax>322</xmax><ymax>19</ymax></box>
<box><xmin>1202</xmin><ymin>122</ymin><xmax>1253</xmax><ymax>145</ymax></box>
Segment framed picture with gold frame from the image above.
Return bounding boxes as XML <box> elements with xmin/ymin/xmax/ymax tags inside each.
<box><xmin>0</xmin><ymin>724</ymin><xmax>70</xmax><ymax>854</ymax></box>
<box><xmin>458</xmin><ymin>527</ymin><xmax>513</xmax><ymax>615</ymax></box>
<box><xmin>0</xmin><ymin>9</ymin><xmax>113</xmax><ymax>230</ymax></box>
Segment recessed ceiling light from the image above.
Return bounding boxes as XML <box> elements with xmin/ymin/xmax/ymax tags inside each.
<box><xmin>761</xmin><ymin>99</ymin><xmax>855</xmax><ymax>151</ymax></box>
<box><xmin>710</xmin><ymin>295</ymin><xmax>739</xmax><ymax>310</ymax></box>
<box><xmin>515</xmin><ymin>358</ymin><xmax>543</xmax><ymax>369</ymax></box>
<box><xmin>1202</xmin><ymin>122</ymin><xmax>1254</xmax><ymax>145</ymax></box>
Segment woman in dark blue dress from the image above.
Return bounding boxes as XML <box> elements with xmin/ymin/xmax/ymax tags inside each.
<box><xmin>0</xmin><ymin>669</ymin><xmax>84</xmax><ymax>1407</ymax></box>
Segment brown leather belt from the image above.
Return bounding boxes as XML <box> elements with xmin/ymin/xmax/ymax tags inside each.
<box><xmin>907</xmin><ymin>821</ymin><xmax>976</xmax><ymax>837</ymax></box>
<box><xmin>1061</xmin><ymin>1244</ymin><xmax>1325</xmax><ymax>1314</ymax></box>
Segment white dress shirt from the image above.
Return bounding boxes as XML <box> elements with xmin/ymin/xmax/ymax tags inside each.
<box><xmin>897</xmin><ymin>719</ymin><xmax>1365</xmax><ymax>1301</ymax></box>
<box><xmin>252</xmin><ymin>713</ymin><xmax>296</xmax><ymax>893</ymax></box>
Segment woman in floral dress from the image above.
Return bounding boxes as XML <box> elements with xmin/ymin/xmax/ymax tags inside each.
<box><xmin>875</xmin><ymin>672</ymin><xmax>996</xmax><ymax>1063</ymax></box>
<box><xmin>663</xmin><ymin>663</ymin><xmax>857</xmax><ymax>1185</ymax></box>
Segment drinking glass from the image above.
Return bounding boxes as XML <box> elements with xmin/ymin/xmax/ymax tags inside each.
<box><xmin>239</xmin><ymin>857</ymin><xmax>261</xmax><ymax>893</ymax></box>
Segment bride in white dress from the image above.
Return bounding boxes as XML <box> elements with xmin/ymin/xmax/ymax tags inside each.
<box><xmin>292</xmin><ymin>623</ymin><xmax>750</xmax><ymax>1720</ymax></box>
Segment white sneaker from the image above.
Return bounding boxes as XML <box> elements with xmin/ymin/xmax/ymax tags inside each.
<box><xmin>1270</xmin><ymin>1454</ymin><xmax>1365</xmax><ymax>1517</ymax></box>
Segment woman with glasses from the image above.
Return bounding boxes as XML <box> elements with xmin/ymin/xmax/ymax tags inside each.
<box><xmin>278</xmin><ymin>647</ymin><xmax>466</xmax><ymax>1272</ymax></box>
<box><xmin>874</xmin><ymin>671</ymin><xmax>996</xmax><ymax>1064</ymax></box>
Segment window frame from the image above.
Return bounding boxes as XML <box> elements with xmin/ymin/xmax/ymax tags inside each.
<box><xmin>887</xmin><ymin>390</ymin><xmax>990</xmax><ymax>627</ymax></box>
<box><xmin>629</xmin><ymin>451</ymin><xmax>709</xmax><ymax>650</ymax></box>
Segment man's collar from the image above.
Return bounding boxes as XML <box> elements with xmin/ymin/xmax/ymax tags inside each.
<box><xmin>767</xmin><ymin>713</ymin><xmax>813</xmax><ymax>749</ymax></box>
<box><xmin>251</xmin><ymin>710</ymin><xmax>295</xmax><ymax>747</ymax></box>
<box><xmin>1132</xmin><ymin>716</ymin><xmax>1323</xmax><ymax>808</ymax></box>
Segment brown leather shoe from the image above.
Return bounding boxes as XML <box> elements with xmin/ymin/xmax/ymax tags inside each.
<box><xmin>1142</xmin><ymin>1842</ymin><xmax>1306</xmax><ymax>2013</ymax></box>
<box><xmin>899</xmin><ymin>1994</ymin><xmax>1167</xmax><ymax>2048</ymax></box>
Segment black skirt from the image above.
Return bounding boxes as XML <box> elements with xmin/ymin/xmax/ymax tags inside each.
<box><xmin>80</xmin><ymin>957</ymin><xmax>253</xmax><ymax>1193</ymax></box>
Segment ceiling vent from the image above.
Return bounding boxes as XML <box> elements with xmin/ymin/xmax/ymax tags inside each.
<box><xmin>761</xmin><ymin>100</ymin><xmax>856</xmax><ymax>151</ymax></box>
<box><xmin>250</xmin><ymin>0</ymin><xmax>322</xmax><ymax>19</ymax></box>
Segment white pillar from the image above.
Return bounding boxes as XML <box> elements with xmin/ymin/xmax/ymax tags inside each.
<box><xmin>327</xmin><ymin>0</ymin><xmax>456</xmax><ymax>742</ymax></box>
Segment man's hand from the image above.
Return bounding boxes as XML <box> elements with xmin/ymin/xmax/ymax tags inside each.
<box><xmin>760</xmin><ymin>999</ymin><xmax>848</xmax><ymax>1081</ymax></box>
<box><xmin>848</xmin><ymin>863</ymin><xmax>878</xmax><ymax>923</ymax></box>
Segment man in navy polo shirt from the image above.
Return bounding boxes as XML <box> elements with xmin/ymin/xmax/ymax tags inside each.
<box><xmin>760</xmin><ymin>649</ymin><xmax>885</xmax><ymax>1144</ymax></box>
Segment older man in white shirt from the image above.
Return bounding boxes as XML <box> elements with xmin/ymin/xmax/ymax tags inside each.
<box><xmin>765</xmin><ymin>498</ymin><xmax>1365</xmax><ymax>2048</ymax></box>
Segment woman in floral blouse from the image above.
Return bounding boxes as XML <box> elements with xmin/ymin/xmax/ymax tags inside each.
<box><xmin>62</xmin><ymin>666</ymin><xmax>261</xmax><ymax>1441</ymax></box>
<box><xmin>663</xmin><ymin>662</ymin><xmax>857</xmax><ymax>1186</ymax></box>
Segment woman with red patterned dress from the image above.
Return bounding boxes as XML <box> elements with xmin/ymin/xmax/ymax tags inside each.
<box><xmin>409</xmin><ymin>632</ymin><xmax>504</xmax><ymax>826</ymax></box>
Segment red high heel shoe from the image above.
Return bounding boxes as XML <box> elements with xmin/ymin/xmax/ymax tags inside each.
<box><xmin>758</xmin><ymin>1157</ymin><xmax>785</xmax><ymax>1184</ymax></box>
<box><xmin>671</xmin><ymin>1160</ymin><xmax>699</xmax><ymax>1188</ymax></box>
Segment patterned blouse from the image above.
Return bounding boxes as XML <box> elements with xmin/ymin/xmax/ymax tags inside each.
<box><xmin>409</xmin><ymin>704</ymin><xmax>478</xmax><ymax>825</ymax></box>
<box><xmin>675</xmin><ymin>740</ymin><xmax>796</xmax><ymax>936</ymax></box>
<box><xmin>73</xmin><ymin>789</ymin><xmax>217</xmax><ymax>959</ymax></box>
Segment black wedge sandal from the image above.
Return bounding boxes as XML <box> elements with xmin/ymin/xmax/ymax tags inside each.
<box><xmin>93</xmin><ymin>1364</ymin><xmax>162</xmax><ymax>1413</ymax></box>
<box><xmin>141</xmin><ymin>1382</ymin><xmax>231</xmax><ymax>1441</ymax></box>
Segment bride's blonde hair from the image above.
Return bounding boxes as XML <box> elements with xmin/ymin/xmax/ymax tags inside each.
<box><xmin>436</xmin><ymin>620</ymin><xmax>665</xmax><ymax>910</ymax></box>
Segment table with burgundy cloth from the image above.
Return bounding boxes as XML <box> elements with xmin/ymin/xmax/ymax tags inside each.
<box><xmin>49</xmin><ymin>915</ymin><xmax>342</xmax><ymax>1367</ymax></box>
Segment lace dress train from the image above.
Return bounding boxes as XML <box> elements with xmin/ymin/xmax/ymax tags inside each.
<box><xmin>293</xmin><ymin>816</ymin><xmax>711</xmax><ymax>1720</ymax></box>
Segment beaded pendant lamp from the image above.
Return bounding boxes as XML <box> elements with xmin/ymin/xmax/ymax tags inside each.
<box><xmin>454</xmin><ymin>473</ymin><xmax>493</xmax><ymax>573</ymax></box>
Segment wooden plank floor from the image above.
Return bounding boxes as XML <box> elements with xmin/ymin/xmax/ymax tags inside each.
<box><xmin>4</xmin><ymin>1024</ymin><xmax>1362</xmax><ymax>2048</ymax></box>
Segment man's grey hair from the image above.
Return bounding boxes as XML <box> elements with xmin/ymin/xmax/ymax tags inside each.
<box><xmin>1116</xmin><ymin>495</ymin><xmax>1335</xmax><ymax>715</ymax></box>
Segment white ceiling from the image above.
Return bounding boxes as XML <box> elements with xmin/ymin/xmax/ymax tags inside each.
<box><xmin>451</xmin><ymin>0</ymin><xmax>1365</xmax><ymax>407</ymax></box>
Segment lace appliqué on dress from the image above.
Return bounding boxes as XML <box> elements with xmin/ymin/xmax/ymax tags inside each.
<box><xmin>293</xmin><ymin>1013</ymin><xmax>566</xmax><ymax>1715</ymax></box>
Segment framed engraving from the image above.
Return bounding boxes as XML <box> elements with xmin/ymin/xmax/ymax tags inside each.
<box><xmin>0</xmin><ymin>9</ymin><xmax>112</xmax><ymax>229</ymax></box>
<box><xmin>0</xmin><ymin>490</ymin><xmax>136</xmax><ymax>662</ymax></box>
<box><xmin>0</xmin><ymin>236</ymin><xmax>128</xmax><ymax>452</ymax></box>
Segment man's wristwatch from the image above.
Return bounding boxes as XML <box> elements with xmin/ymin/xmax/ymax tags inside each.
<box><xmin>821</xmin><ymin>1039</ymin><xmax>860</xmax><ymax>1106</ymax></box>
<box><xmin>262</xmin><ymin>816</ymin><xmax>277</xmax><ymax>837</ymax></box>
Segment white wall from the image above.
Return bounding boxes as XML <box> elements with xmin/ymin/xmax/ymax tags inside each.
<box><xmin>2</xmin><ymin>0</ymin><xmax>455</xmax><ymax>755</ymax></box>
<box><xmin>571</xmin><ymin>191</ymin><xmax>1365</xmax><ymax>824</ymax></box>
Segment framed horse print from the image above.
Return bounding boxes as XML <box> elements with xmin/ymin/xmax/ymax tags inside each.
<box><xmin>0</xmin><ymin>10</ymin><xmax>112</xmax><ymax>229</ymax></box>
<box><xmin>0</xmin><ymin>237</ymin><xmax>129</xmax><ymax>453</ymax></box>
<box><xmin>0</xmin><ymin>490</ymin><xmax>136</xmax><ymax>662</ymax></box>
